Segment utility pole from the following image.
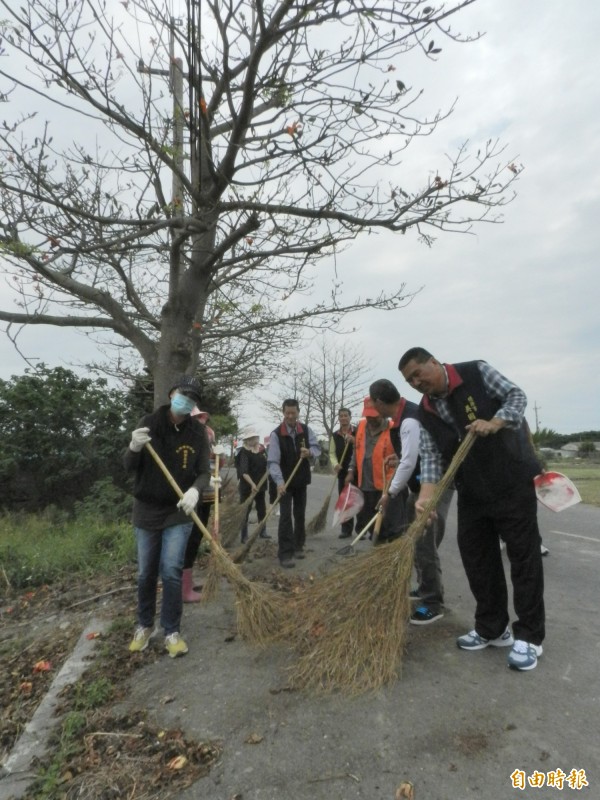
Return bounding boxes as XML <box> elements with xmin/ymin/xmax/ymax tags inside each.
<box><xmin>533</xmin><ymin>401</ymin><xmax>541</xmax><ymax>433</ymax></box>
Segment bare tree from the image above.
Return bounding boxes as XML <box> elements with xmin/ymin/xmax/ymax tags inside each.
<box><xmin>263</xmin><ymin>337</ymin><xmax>372</xmax><ymax>436</ymax></box>
<box><xmin>0</xmin><ymin>0</ymin><xmax>521</xmax><ymax>404</ymax></box>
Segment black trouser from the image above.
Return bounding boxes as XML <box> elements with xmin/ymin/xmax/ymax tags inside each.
<box><xmin>337</xmin><ymin>472</ymin><xmax>355</xmax><ymax>536</ymax></box>
<box><xmin>407</xmin><ymin>488</ymin><xmax>453</xmax><ymax>613</ymax></box>
<box><xmin>457</xmin><ymin>484</ymin><xmax>545</xmax><ymax>645</ymax></box>
<box><xmin>356</xmin><ymin>489</ymin><xmax>408</xmax><ymax>542</ymax></box>
<box><xmin>240</xmin><ymin>490</ymin><xmax>267</xmax><ymax>541</ymax></box>
<box><xmin>277</xmin><ymin>485</ymin><xmax>307</xmax><ymax>561</ymax></box>
<box><xmin>183</xmin><ymin>502</ymin><xmax>211</xmax><ymax>569</ymax></box>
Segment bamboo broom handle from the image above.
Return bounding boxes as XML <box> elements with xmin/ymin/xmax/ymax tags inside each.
<box><xmin>373</xmin><ymin>473</ymin><xmax>392</xmax><ymax>544</ymax></box>
<box><xmin>232</xmin><ymin>459</ymin><xmax>305</xmax><ymax>564</ymax></box>
<box><xmin>246</xmin><ymin>467</ymin><xmax>268</xmax><ymax>500</ymax></box>
<box><xmin>145</xmin><ymin>442</ymin><xmax>215</xmax><ymax>545</ymax></box>
<box><xmin>347</xmin><ymin>509</ymin><xmax>380</xmax><ymax>548</ymax></box>
<box><xmin>251</xmin><ymin>455</ymin><xmax>305</xmax><ymax>536</ymax></box>
<box><xmin>326</xmin><ymin>437</ymin><xmax>351</xmax><ymax>498</ymax></box>
<box><xmin>407</xmin><ymin>430</ymin><xmax>477</xmax><ymax>543</ymax></box>
<box><xmin>212</xmin><ymin>449</ymin><xmax>222</xmax><ymax>537</ymax></box>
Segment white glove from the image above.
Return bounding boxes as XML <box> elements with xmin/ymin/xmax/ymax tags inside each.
<box><xmin>210</xmin><ymin>475</ymin><xmax>222</xmax><ymax>488</ymax></box>
<box><xmin>177</xmin><ymin>487</ymin><xmax>199</xmax><ymax>515</ymax></box>
<box><xmin>130</xmin><ymin>427</ymin><xmax>151</xmax><ymax>452</ymax></box>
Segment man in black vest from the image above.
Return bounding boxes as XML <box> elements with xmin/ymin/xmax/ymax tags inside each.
<box><xmin>267</xmin><ymin>399</ymin><xmax>321</xmax><ymax>568</ymax></box>
<box><xmin>399</xmin><ymin>348</ymin><xmax>545</xmax><ymax>671</ymax></box>
<box><xmin>370</xmin><ymin>378</ymin><xmax>453</xmax><ymax>626</ymax></box>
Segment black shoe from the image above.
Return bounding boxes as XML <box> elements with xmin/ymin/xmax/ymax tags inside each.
<box><xmin>338</xmin><ymin>532</ymin><xmax>352</xmax><ymax>539</ymax></box>
<box><xmin>410</xmin><ymin>606</ymin><xmax>443</xmax><ymax>626</ymax></box>
<box><xmin>294</xmin><ymin>550</ymin><xmax>306</xmax><ymax>559</ymax></box>
<box><xmin>279</xmin><ymin>559</ymin><xmax>296</xmax><ymax>569</ymax></box>
<box><xmin>259</xmin><ymin>531</ymin><xmax>272</xmax><ymax>539</ymax></box>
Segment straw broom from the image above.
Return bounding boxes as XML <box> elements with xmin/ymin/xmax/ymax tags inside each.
<box><xmin>231</xmin><ymin>457</ymin><xmax>305</xmax><ymax>564</ymax></box>
<box><xmin>219</xmin><ymin>471</ymin><xmax>268</xmax><ymax>550</ymax></box>
<box><xmin>278</xmin><ymin>431</ymin><xmax>477</xmax><ymax>693</ymax></box>
<box><xmin>144</xmin><ymin>443</ymin><xmax>289</xmax><ymax>644</ymax></box>
<box><xmin>306</xmin><ymin>439</ymin><xmax>351</xmax><ymax>536</ymax></box>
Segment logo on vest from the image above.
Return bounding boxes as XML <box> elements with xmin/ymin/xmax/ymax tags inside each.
<box><xmin>176</xmin><ymin>444</ymin><xmax>196</xmax><ymax>469</ymax></box>
<box><xmin>464</xmin><ymin>395</ymin><xmax>478</xmax><ymax>422</ymax></box>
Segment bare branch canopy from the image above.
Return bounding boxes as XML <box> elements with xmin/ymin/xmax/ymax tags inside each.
<box><xmin>0</xmin><ymin>0</ymin><xmax>521</xmax><ymax>402</ymax></box>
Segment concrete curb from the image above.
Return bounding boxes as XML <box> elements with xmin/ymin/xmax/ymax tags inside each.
<box><xmin>0</xmin><ymin>616</ymin><xmax>109</xmax><ymax>799</ymax></box>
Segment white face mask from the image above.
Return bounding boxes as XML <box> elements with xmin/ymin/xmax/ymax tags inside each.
<box><xmin>170</xmin><ymin>393</ymin><xmax>196</xmax><ymax>416</ymax></box>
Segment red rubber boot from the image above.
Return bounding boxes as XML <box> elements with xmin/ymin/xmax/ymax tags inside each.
<box><xmin>182</xmin><ymin>568</ymin><xmax>201</xmax><ymax>603</ymax></box>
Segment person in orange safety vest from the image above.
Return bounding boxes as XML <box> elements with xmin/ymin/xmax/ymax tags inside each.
<box><xmin>345</xmin><ymin>396</ymin><xmax>407</xmax><ymax>543</ymax></box>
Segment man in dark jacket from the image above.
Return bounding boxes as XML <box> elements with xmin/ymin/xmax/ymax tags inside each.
<box><xmin>399</xmin><ymin>347</ymin><xmax>544</xmax><ymax>671</ymax></box>
<box><xmin>124</xmin><ymin>375</ymin><xmax>210</xmax><ymax>658</ymax></box>
<box><xmin>369</xmin><ymin>378</ymin><xmax>453</xmax><ymax>626</ymax></box>
<box><xmin>267</xmin><ymin>399</ymin><xmax>320</xmax><ymax>568</ymax></box>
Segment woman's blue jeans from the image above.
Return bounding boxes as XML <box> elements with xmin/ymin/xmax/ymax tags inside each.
<box><xmin>134</xmin><ymin>523</ymin><xmax>192</xmax><ymax>636</ymax></box>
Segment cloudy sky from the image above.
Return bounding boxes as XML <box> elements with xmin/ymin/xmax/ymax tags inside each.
<box><xmin>245</xmin><ymin>0</ymin><xmax>600</xmax><ymax>437</ymax></box>
<box><xmin>1</xmin><ymin>0</ymin><xmax>598</xmax><ymax>437</ymax></box>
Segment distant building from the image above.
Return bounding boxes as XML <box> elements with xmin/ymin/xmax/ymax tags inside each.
<box><xmin>559</xmin><ymin>442</ymin><xmax>600</xmax><ymax>458</ymax></box>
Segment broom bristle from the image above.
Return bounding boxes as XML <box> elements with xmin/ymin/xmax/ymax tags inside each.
<box><xmin>275</xmin><ymin>534</ymin><xmax>416</xmax><ymax>693</ymax></box>
<box><xmin>305</xmin><ymin>498</ymin><xmax>329</xmax><ymax>536</ymax></box>
<box><xmin>219</xmin><ymin>500</ymin><xmax>249</xmax><ymax>549</ymax></box>
<box><xmin>281</xmin><ymin>434</ymin><xmax>479</xmax><ymax>692</ymax></box>
<box><xmin>234</xmin><ymin>579</ymin><xmax>292</xmax><ymax>646</ymax></box>
<box><xmin>200</xmin><ymin>556</ymin><xmax>222</xmax><ymax>603</ymax></box>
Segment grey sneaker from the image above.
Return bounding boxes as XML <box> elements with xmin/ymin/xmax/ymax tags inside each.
<box><xmin>457</xmin><ymin>627</ymin><xmax>514</xmax><ymax>651</ymax></box>
<box><xmin>279</xmin><ymin>559</ymin><xmax>296</xmax><ymax>569</ymax></box>
<box><xmin>507</xmin><ymin>640</ymin><xmax>543</xmax><ymax>671</ymax></box>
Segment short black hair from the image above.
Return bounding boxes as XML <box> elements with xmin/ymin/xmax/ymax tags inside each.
<box><xmin>338</xmin><ymin>407</ymin><xmax>351</xmax><ymax>416</ymax></box>
<box><xmin>282</xmin><ymin>398</ymin><xmax>300</xmax><ymax>411</ymax></box>
<box><xmin>398</xmin><ymin>347</ymin><xmax>434</xmax><ymax>371</ymax></box>
<box><xmin>369</xmin><ymin>379</ymin><xmax>400</xmax><ymax>404</ymax></box>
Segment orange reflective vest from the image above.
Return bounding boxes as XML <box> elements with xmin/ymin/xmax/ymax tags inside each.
<box><xmin>354</xmin><ymin>419</ymin><xmax>396</xmax><ymax>490</ymax></box>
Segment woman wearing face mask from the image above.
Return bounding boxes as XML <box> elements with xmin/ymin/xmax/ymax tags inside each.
<box><xmin>124</xmin><ymin>375</ymin><xmax>211</xmax><ymax>659</ymax></box>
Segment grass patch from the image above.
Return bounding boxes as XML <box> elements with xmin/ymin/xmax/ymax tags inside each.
<box><xmin>545</xmin><ymin>460</ymin><xmax>600</xmax><ymax>507</ymax></box>
<box><xmin>0</xmin><ymin>509</ymin><xmax>135</xmax><ymax>591</ymax></box>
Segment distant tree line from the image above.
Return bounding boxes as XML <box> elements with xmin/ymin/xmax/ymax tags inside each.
<box><xmin>532</xmin><ymin>428</ymin><xmax>600</xmax><ymax>450</ymax></box>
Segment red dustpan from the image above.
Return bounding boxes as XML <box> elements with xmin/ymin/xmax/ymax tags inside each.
<box><xmin>332</xmin><ymin>484</ymin><xmax>364</xmax><ymax>527</ymax></box>
<box><xmin>534</xmin><ymin>471</ymin><xmax>581</xmax><ymax>512</ymax></box>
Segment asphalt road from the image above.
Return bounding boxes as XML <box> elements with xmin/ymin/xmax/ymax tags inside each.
<box><xmin>117</xmin><ymin>474</ymin><xmax>599</xmax><ymax>799</ymax></box>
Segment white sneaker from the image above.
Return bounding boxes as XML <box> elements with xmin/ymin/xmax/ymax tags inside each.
<box><xmin>507</xmin><ymin>640</ymin><xmax>543</xmax><ymax>671</ymax></box>
<box><xmin>540</xmin><ymin>543</ymin><xmax>549</xmax><ymax>556</ymax></box>
<box><xmin>457</xmin><ymin>627</ymin><xmax>514</xmax><ymax>651</ymax></box>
